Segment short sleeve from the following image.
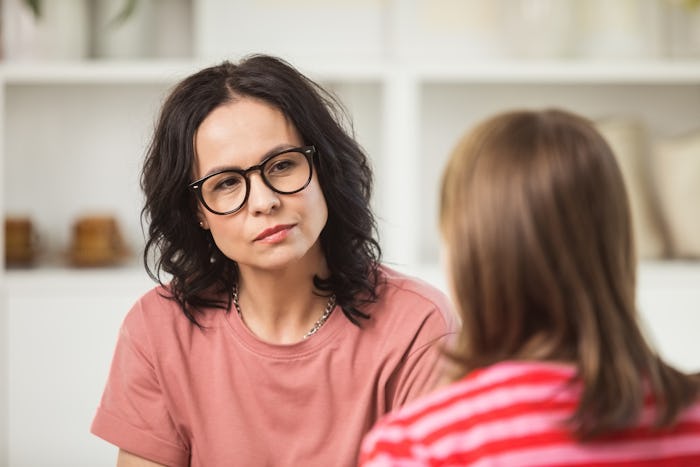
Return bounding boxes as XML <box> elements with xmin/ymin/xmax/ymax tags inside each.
<box><xmin>90</xmin><ymin>299</ymin><xmax>190</xmax><ymax>467</ymax></box>
<box><xmin>387</xmin><ymin>295</ymin><xmax>458</xmax><ymax>409</ymax></box>
<box><xmin>387</xmin><ymin>324</ymin><xmax>454</xmax><ymax>409</ymax></box>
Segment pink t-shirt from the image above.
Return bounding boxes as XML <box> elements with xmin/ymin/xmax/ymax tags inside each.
<box><xmin>91</xmin><ymin>266</ymin><xmax>456</xmax><ymax>466</ymax></box>
<box><xmin>360</xmin><ymin>361</ymin><xmax>700</xmax><ymax>466</ymax></box>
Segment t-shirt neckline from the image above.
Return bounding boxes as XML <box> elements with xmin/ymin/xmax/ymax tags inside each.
<box><xmin>220</xmin><ymin>302</ymin><xmax>345</xmax><ymax>359</ymax></box>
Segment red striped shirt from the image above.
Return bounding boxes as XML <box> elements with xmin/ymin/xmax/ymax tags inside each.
<box><xmin>359</xmin><ymin>361</ymin><xmax>700</xmax><ymax>467</ymax></box>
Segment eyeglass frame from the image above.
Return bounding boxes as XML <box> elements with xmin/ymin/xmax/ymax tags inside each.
<box><xmin>188</xmin><ymin>145</ymin><xmax>316</xmax><ymax>215</ymax></box>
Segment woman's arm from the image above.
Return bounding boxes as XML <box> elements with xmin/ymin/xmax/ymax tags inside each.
<box><xmin>117</xmin><ymin>449</ymin><xmax>169</xmax><ymax>467</ymax></box>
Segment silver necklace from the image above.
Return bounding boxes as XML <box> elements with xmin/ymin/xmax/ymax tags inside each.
<box><xmin>233</xmin><ymin>286</ymin><xmax>337</xmax><ymax>340</ymax></box>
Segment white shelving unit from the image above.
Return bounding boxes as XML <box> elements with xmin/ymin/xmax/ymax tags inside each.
<box><xmin>7</xmin><ymin>59</ymin><xmax>700</xmax><ymax>268</ymax></box>
<box><xmin>1</xmin><ymin>3</ymin><xmax>700</xmax><ymax>463</ymax></box>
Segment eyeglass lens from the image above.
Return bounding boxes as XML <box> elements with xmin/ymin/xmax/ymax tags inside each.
<box><xmin>200</xmin><ymin>150</ymin><xmax>311</xmax><ymax>214</ymax></box>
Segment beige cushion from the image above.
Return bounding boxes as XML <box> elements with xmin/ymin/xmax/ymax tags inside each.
<box><xmin>652</xmin><ymin>130</ymin><xmax>700</xmax><ymax>259</ymax></box>
<box><xmin>595</xmin><ymin>117</ymin><xmax>669</xmax><ymax>259</ymax></box>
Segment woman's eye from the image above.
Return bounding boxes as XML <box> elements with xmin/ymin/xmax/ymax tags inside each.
<box><xmin>268</xmin><ymin>158</ymin><xmax>296</xmax><ymax>174</ymax></box>
<box><xmin>213</xmin><ymin>175</ymin><xmax>242</xmax><ymax>191</ymax></box>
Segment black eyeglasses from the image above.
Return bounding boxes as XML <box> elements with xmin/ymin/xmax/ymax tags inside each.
<box><xmin>189</xmin><ymin>146</ymin><xmax>316</xmax><ymax>215</ymax></box>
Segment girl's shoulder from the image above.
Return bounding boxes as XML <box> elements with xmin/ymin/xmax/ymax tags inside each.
<box><xmin>366</xmin><ymin>361</ymin><xmax>577</xmax><ymax>442</ymax></box>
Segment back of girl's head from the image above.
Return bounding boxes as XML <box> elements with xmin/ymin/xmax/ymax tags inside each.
<box><xmin>440</xmin><ymin>108</ymin><xmax>699</xmax><ymax>438</ymax></box>
<box><xmin>142</xmin><ymin>54</ymin><xmax>380</xmax><ymax>326</ymax></box>
<box><xmin>440</xmin><ymin>108</ymin><xmax>636</xmax><ymax>367</ymax></box>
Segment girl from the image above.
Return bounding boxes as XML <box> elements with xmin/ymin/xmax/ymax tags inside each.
<box><xmin>360</xmin><ymin>108</ymin><xmax>700</xmax><ymax>466</ymax></box>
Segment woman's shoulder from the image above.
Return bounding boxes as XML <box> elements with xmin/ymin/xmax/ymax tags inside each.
<box><xmin>376</xmin><ymin>265</ymin><xmax>456</xmax><ymax>324</ymax></box>
<box><xmin>130</xmin><ymin>284</ymin><xmax>185</xmax><ymax>320</ymax></box>
<box><xmin>362</xmin><ymin>265</ymin><xmax>459</xmax><ymax>343</ymax></box>
<box><xmin>378</xmin><ymin>265</ymin><xmax>449</xmax><ymax>306</ymax></box>
<box><xmin>123</xmin><ymin>284</ymin><xmax>221</xmax><ymax>337</ymax></box>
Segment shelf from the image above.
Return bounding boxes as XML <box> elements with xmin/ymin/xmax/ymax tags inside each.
<box><xmin>394</xmin><ymin>260</ymin><xmax>700</xmax><ymax>292</ymax></box>
<box><xmin>3</xmin><ymin>265</ymin><xmax>153</xmax><ymax>296</ymax></box>
<box><xmin>0</xmin><ymin>59</ymin><xmax>389</xmax><ymax>85</ymax></box>
<box><xmin>3</xmin><ymin>59</ymin><xmax>700</xmax><ymax>85</ymax></box>
<box><xmin>413</xmin><ymin>59</ymin><xmax>700</xmax><ymax>83</ymax></box>
<box><xmin>637</xmin><ymin>260</ymin><xmax>700</xmax><ymax>290</ymax></box>
<box><xmin>0</xmin><ymin>60</ymin><xmax>203</xmax><ymax>84</ymax></box>
<box><xmin>5</xmin><ymin>260</ymin><xmax>699</xmax><ymax>299</ymax></box>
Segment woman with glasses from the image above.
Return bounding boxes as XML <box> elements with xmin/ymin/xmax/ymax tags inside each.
<box><xmin>359</xmin><ymin>108</ymin><xmax>700</xmax><ymax>466</ymax></box>
<box><xmin>90</xmin><ymin>55</ymin><xmax>456</xmax><ymax>467</ymax></box>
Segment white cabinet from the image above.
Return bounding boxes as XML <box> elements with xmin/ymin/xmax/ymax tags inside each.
<box><xmin>1</xmin><ymin>56</ymin><xmax>700</xmax><ymax>467</ymax></box>
<box><xmin>4</xmin><ymin>269</ymin><xmax>153</xmax><ymax>466</ymax></box>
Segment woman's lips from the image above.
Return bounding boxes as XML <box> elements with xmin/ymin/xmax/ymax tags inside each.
<box><xmin>254</xmin><ymin>224</ymin><xmax>294</xmax><ymax>243</ymax></box>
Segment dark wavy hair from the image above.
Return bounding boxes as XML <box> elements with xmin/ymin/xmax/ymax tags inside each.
<box><xmin>141</xmin><ymin>54</ymin><xmax>382</xmax><ymax>327</ymax></box>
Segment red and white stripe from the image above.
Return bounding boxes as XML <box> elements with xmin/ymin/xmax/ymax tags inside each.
<box><xmin>360</xmin><ymin>361</ymin><xmax>700</xmax><ymax>467</ymax></box>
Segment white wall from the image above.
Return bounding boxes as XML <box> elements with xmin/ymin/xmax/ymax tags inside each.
<box><xmin>5</xmin><ymin>270</ymin><xmax>153</xmax><ymax>467</ymax></box>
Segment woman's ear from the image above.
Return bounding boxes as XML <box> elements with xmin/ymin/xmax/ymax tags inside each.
<box><xmin>196</xmin><ymin>205</ymin><xmax>210</xmax><ymax>230</ymax></box>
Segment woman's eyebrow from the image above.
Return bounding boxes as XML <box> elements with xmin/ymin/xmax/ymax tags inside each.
<box><xmin>201</xmin><ymin>143</ymin><xmax>298</xmax><ymax>178</ymax></box>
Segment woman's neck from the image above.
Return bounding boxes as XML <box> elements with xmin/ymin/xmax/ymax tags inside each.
<box><xmin>235</xmin><ymin>255</ymin><xmax>332</xmax><ymax>344</ymax></box>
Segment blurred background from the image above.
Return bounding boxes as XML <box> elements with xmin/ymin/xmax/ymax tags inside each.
<box><xmin>1</xmin><ymin>0</ymin><xmax>699</xmax><ymax>465</ymax></box>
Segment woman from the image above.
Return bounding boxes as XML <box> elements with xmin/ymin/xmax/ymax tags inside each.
<box><xmin>90</xmin><ymin>55</ymin><xmax>455</xmax><ymax>467</ymax></box>
<box><xmin>360</xmin><ymin>109</ymin><xmax>700</xmax><ymax>466</ymax></box>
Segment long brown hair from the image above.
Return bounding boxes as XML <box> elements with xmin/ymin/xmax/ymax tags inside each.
<box><xmin>439</xmin><ymin>108</ymin><xmax>699</xmax><ymax>439</ymax></box>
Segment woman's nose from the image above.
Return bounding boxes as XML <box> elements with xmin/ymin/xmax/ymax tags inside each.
<box><xmin>246</xmin><ymin>172</ymin><xmax>280</xmax><ymax>214</ymax></box>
